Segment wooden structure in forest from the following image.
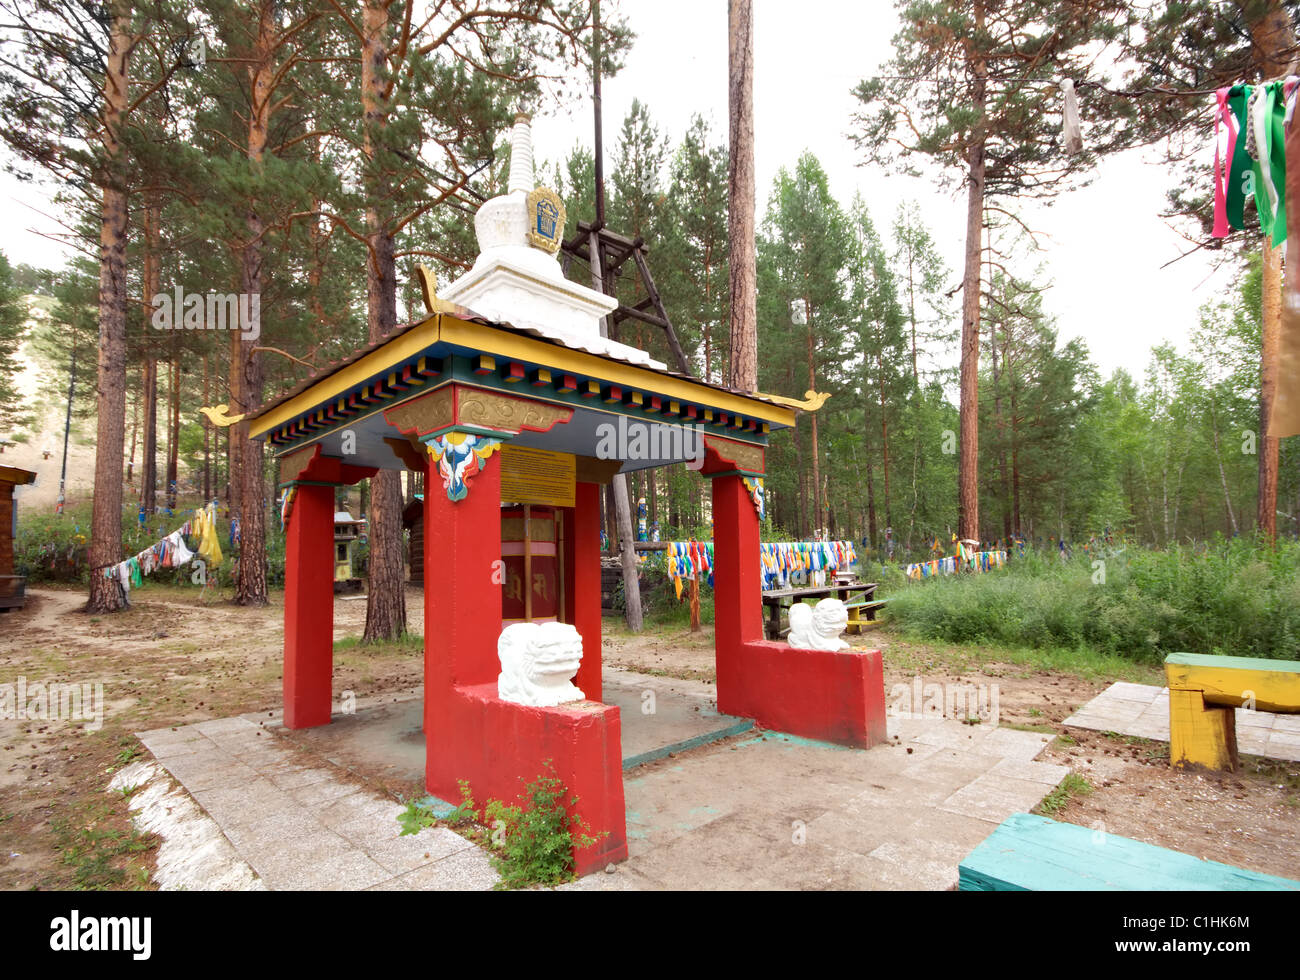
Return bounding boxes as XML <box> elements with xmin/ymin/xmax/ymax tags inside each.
<box><xmin>560</xmin><ymin>223</ymin><xmax>691</xmax><ymax>376</ymax></box>
<box><xmin>0</xmin><ymin>465</ymin><xmax>37</xmax><ymax>612</ymax></box>
<box><xmin>332</xmin><ymin>511</ymin><xmax>365</xmax><ymax>593</ymax></box>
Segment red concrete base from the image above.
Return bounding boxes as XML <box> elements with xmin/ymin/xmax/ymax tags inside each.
<box><xmin>717</xmin><ymin>640</ymin><xmax>889</xmax><ymax>748</ymax></box>
<box><xmin>427</xmin><ymin>684</ymin><xmax>628</xmax><ymax>876</ymax></box>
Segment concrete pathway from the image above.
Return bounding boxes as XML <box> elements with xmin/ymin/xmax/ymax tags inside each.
<box><xmin>136</xmin><ymin>674</ymin><xmax>1073</xmax><ymax>890</ymax></box>
<box><xmin>1063</xmin><ymin>682</ymin><xmax>1300</xmax><ymax>762</ymax></box>
<box><xmin>563</xmin><ymin>714</ymin><xmax>1067</xmax><ymax>890</ymax></box>
<box><xmin>136</xmin><ymin>717</ymin><xmax>497</xmax><ymax>890</ymax></box>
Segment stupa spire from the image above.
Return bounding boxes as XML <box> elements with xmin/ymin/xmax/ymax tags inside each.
<box><xmin>507</xmin><ymin>113</ymin><xmax>535</xmax><ymax>195</ymax></box>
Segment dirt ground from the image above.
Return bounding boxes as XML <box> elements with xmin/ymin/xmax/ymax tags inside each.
<box><xmin>1</xmin><ymin>585</ymin><xmax>1296</xmax><ymax>888</ymax></box>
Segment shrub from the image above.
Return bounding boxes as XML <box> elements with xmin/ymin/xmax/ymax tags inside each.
<box><xmin>880</xmin><ymin>537</ymin><xmax>1300</xmax><ymax>662</ymax></box>
<box><xmin>485</xmin><ymin>761</ymin><xmax>603</xmax><ymax>890</ymax></box>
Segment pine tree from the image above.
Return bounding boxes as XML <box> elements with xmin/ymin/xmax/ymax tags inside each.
<box><xmin>662</xmin><ymin>115</ymin><xmax>729</xmax><ymax>383</ymax></box>
<box><xmin>762</xmin><ymin>152</ymin><xmax>853</xmax><ymax>535</ymax></box>
<box><xmin>0</xmin><ymin>0</ymin><xmax>195</xmax><ymax>611</ymax></box>
<box><xmin>852</xmin><ymin>0</ymin><xmax>1135</xmax><ymax>541</ymax></box>
<box><xmin>0</xmin><ymin>252</ymin><xmax>29</xmax><ymax>437</ymax></box>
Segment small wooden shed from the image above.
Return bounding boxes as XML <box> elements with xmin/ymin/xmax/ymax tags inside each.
<box><xmin>0</xmin><ymin>465</ymin><xmax>38</xmax><ymax>612</ymax></box>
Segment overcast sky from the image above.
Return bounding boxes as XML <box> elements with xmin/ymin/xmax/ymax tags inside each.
<box><xmin>531</xmin><ymin>0</ymin><xmax>1235</xmax><ymax>385</ymax></box>
<box><xmin>0</xmin><ymin>0</ymin><xmax>1235</xmax><ymax>384</ymax></box>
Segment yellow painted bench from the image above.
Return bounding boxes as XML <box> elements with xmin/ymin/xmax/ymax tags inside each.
<box><xmin>1165</xmin><ymin>652</ymin><xmax>1300</xmax><ymax>772</ymax></box>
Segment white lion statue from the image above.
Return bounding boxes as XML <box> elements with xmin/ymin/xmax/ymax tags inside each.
<box><xmin>497</xmin><ymin>621</ymin><xmax>585</xmax><ymax>707</ymax></box>
<box><xmin>788</xmin><ymin>598</ymin><xmax>850</xmax><ymax>651</ymax></box>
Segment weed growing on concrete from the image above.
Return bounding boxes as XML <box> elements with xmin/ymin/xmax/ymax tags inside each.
<box><xmin>1036</xmin><ymin>773</ymin><xmax>1094</xmax><ymax>816</ymax></box>
<box><xmin>396</xmin><ymin>780</ymin><xmax>479</xmax><ymax>836</ymax></box>
<box><xmin>486</xmin><ymin>760</ymin><xmax>604</xmax><ymax>890</ymax></box>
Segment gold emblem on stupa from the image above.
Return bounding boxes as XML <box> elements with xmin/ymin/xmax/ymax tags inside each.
<box><xmin>526</xmin><ymin>187</ymin><xmax>565</xmax><ymax>254</ymax></box>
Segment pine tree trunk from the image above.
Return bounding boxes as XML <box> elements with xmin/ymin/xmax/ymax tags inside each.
<box><xmin>141</xmin><ymin>200</ymin><xmax>159</xmax><ymax>518</ymax></box>
<box><xmin>726</xmin><ymin>0</ymin><xmax>757</xmax><ymax>391</ymax></box>
<box><xmin>1009</xmin><ymin>356</ymin><xmax>1022</xmax><ymax>538</ymax></box>
<box><xmin>233</xmin><ymin>0</ymin><xmax>273</xmax><ymax>607</ymax></box>
<box><xmin>1259</xmin><ymin>239</ymin><xmax>1281</xmax><ymax>541</ymax></box>
<box><xmin>864</xmin><ymin>432</ymin><xmax>878</xmax><ymax>551</ymax></box>
<box><xmin>86</xmin><ymin>8</ymin><xmax>131</xmax><ymax>614</ymax></box>
<box><xmin>126</xmin><ymin>389</ymin><xmax>137</xmax><ymax>486</ymax></box>
<box><xmin>877</xmin><ymin>352</ymin><xmax>891</xmax><ymax>531</ymax></box>
<box><xmin>1248</xmin><ymin>0</ymin><xmax>1292</xmax><ymax>544</ymax></box>
<box><xmin>957</xmin><ymin>1</ymin><xmax>986</xmax><ymax>542</ymax></box>
<box><xmin>613</xmin><ymin>472</ymin><xmax>643</xmax><ymax>631</ymax></box>
<box><xmin>990</xmin><ymin>310</ymin><xmax>1011</xmax><ymax>540</ymax></box>
<box><xmin>235</xmin><ymin>238</ymin><xmax>267</xmax><ymax>605</ymax></box>
<box><xmin>228</xmin><ymin>331</ymin><xmax>242</xmax><ymax>521</ymax></box>
<box><xmin>141</xmin><ymin>357</ymin><xmax>156</xmax><ymax>513</ymax></box>
<box><xmin>166</xmin><ymin>355</ymin><xmax>179</xmax><ymax>510</ymax></box>
<box><xmin>202</xmin><ymin>354</ymin><xmax>210</xmax><ymax>502</ymax></box>
<box><xmin>360</xmin><ymin>0</ymin><xmax>407</xmax><ymax>640</ymax></box>
<box><xmin>805</xmin><ymin>298</ymin><xmax>822</xmax><ymax>534</ymax></box>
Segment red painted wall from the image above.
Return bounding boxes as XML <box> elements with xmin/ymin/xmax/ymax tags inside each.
<box><xmin>431</xmin><ymin>684</ymin><xmax>628</xmax><ymax>876</ymax></box>
<box><xmin>711</xmin><ymin>474</ymin><xmax>888</xmax><ymax>748</ymax></box>
<box><xmin>423</xmin><ymin>456</ymin><xmax>627</xmax><ymax>876</ymax></box>
<box><xmin>284</xmin><ymin>482</ymin><xmax>335</xmax><ymax>729</ymax></box>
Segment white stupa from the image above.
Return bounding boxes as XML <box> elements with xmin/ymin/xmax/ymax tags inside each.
<box><xmin>441</xmin><ymin>114</ymin><xmax>666</xmax><ymax>370</ymax></box>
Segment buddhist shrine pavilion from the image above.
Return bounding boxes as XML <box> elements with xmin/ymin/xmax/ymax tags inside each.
<box><xmin>246</xmin><ymin>116</ymin><xmax>888</xmax><ymax>875</ymax></box>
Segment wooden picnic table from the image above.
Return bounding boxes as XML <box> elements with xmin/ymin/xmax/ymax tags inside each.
<box><xmin>761</xmin><ymin>581</ymin><xmax>880</xmax><ymax>640</ymax></box>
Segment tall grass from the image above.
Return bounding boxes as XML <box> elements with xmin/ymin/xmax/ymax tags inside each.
<box><xmin>880</xmin><ymin>537</ymin><xmax>1300</xmax><ymax>664</ymax></box>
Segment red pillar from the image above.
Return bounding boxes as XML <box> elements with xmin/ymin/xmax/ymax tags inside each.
<box><xmin>571</xmin><ymin>480</ymin><xmax>603</xmax><ymax>702</ymax></box>
<box><xmin>283</xmin><ymin>482</ymin><xmax>335</xmax><ymax>728</ymax></box>
<box><xmin>712</xmin><ymin>473</ymin><xmax>763</xmax><ymax>658</ymax></box>
<box><xmin>422</xmin><ymin>447</ymin><xmax>626</xmax><ymax>874</ymax></box>
<box><xmin>424</xmin><ymin>450</ymin><xmax>504</xmax><ymax>786</ymax></box>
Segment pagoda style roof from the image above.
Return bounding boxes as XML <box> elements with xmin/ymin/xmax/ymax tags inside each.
<box><xmin>247</xmin><ymin>312</ymin><xmax>803</xmax><ymax>477</ymax></box>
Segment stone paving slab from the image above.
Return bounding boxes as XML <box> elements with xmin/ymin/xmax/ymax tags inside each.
<box><xmin>136</xmin><ymin>671</ymin><xmax>1072</xmax><ymax>891</ymax></box>
<box><xmin>1063</xmin><ymin>683</ymin><xmax>1300</xmax><ymax>762</ymax></box>
<box><xmin>136</xmin><ymin>719</ymin><xmax>496</xmax><ymax>891</ymax></box>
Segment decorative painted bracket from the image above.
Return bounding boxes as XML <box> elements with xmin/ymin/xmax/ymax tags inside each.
<box><xmin>280</xmin><ymin>486</ymin><xmax>297</xmax><ymax>530</ymax></box>
<box><xmin>425</xmin><ymin>431</ymin><xmax>502</xmax><ymax>501</ymax></box>
<box><xmin>742</xmin><ymin>477</ymin><xmax>766</xmax><ymax>521</ymax></box>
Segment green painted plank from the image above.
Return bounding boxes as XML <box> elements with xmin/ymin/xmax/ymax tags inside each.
<box><xmin>959</xmin><ymin>813</ymin><xmax>1300</xmax><ymax>892</ymax></box>
<box><xmin>1165</xmin><ymin>652</ymin><xmax>1300</xmax><ymax>674</ymax></box>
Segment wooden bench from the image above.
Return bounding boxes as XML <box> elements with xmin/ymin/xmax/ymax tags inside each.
<box><xmin>959</xmin><ymin>812</ymin><xmax>1300</xmax><ymax>891</ymax></box>
<box><xmin>844</xmin><ymin>598</ymin><xmax>888</xmax><ymax>634</ymax></box>
<box><xmin>1165</xmin><ymin>652</ymin><xmax>1300</xmax><ymax>772</ymax></box>
<box><xmin>762</xmin><ymin>582</ymin><xmax>876</xmax><ymax>640</ymax></box>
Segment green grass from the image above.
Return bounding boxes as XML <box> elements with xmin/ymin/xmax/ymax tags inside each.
<box><xmin>333</xmin><ymin>632</ymin><xmax>423</xmax><ymax>655</ymax></box>
<box><xmin>879</xmin><ymin>538</ymin><xmax>1300</xmax><ymax>664</ymax></box>
<box><xmin>880</xmin><ymin>635</ymin><xmax>1163</xmax><ymax>684</ymax></box>
<box><xmin>1036</xmin><ymin>773</ymin><xmax>1094</xmax><ymax>815</ymax></box>
<box><xmin>1004</xmin><ymin>722</ymin><xmax>1056</xmax><ymax>735</ymax></box>
<box><xmin>51</xmin><ymin>799</ymin><xmax>157</xmax><ymax>890</ymax></box>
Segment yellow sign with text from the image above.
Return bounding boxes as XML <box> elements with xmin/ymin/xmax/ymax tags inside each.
<box><xmin>499</xmin><ymin>445</ymin><xmax>575</xmax><ymax>508</ymax></box>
